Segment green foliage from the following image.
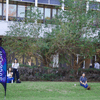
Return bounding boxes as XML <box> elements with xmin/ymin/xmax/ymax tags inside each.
<box><xmin>70</xmin><ymin>69</ymin><xmax>75</xmax><ymax>74</ymax></box>
<box><xmin>42</xmin><ymin>73</ymin><xmax>57</xmax><ymax>81</ymax></box>
<box><xmin>84</xmin><ymin>68</ymin><xmax>91</xmax><ymax>72</ymax></box>
<box><xmin>35</xmin><ymin>73</ymin><xmax>39</xmax><ymax>77</ymax></box>
<box><xmin>43</xmin><ymin>67</ymin><xmax>51</xmax><ymax>70</ymax></box>
<box><xmin>2</xmin><ymin>1</ymin><xmax>100</xmax><ymax>68</ymax></box>
<box><xmin>78</xmin><ymin>68</ymin><xmax>81</xmax><ymax>72</ymax></box>
<box><xmin>69</xmin><ymin>76</ymin><xmax>74</xmax><ymax>79</ymax></box>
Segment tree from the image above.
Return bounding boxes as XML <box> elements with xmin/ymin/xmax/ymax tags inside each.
<box><xmin>2</xmin><ymin>6</ymin><xmax>42</xmax><ymax>63</ymax></box>
<box><xmin>40</xmin><ymin>0</ymin><xmax>99</xmax><ymax>69</ymax></box>
<box><xmin>2</xmin><ymin>0</ymin><xmax>100</xmax><ymax>70</ymax></box>
<box><xmin>43</xmin><ymin>0</ymin><xmax>99</xmax><ymax>70</ymax></box>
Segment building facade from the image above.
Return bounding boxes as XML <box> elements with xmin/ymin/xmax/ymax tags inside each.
<box><xmin>0</xmin><ymin>0</ymin><xmax>100</xmax><ymax>35</ymax></box>
<box><xmin>0</xmin><ymin>0</ymin><xmax>64</xmax><ymax>36</ymax></box>
<box><xmin>0</xmin><ymin>0</ymin><xmax>61</xmax><ymax>21</ymax></box>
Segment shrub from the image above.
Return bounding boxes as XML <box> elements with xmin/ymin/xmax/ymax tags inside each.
<box><xmin>70</xmin><ymin>69</ymin><xmax>75</xmax><ymax>74</ymax></box>
<box><xmin>42</xmin><ymin>73</ymin><xmax>57</xmax><ymax>81</ymax></box>
<box><xmin>44</xmin><ymin>67</ymin><xmax>51</xmax><ymax>70</ymax></box>
<box><xmin>69</xmin><ymin>76</ymin><xmax>74</xmax><ymax>79</ymax></box>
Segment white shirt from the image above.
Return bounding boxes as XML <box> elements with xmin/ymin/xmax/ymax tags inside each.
<box><xmin>94</xmin><ymin>63</ymin><xmax>100</xmax><ymax>69</ymax></box>
<box><xmin>12</xmin><ymin>63</ymin><xmax>19</xmax><ymax>69</ymax></box>
<box><xmin>7</xmin><ymin>72</ymin><xmax>13</xmax><ymax>78</ymax></box>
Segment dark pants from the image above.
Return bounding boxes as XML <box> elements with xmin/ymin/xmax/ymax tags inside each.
<box><xmin>13</xmin><ymin>69</ymin><xmax>19</xmax><ymax>82</ymax></box>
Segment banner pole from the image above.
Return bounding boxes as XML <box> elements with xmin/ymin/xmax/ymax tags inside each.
<box><xmin>4</xmin><ymin>96</ymin><xmax>6</xmax><ymax>100</ymax></box>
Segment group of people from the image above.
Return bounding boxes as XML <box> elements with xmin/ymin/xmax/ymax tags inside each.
<box><xmin>7</xmin><ymin>58</ymin><xmax>21</xmax><ymax>83</ymax></box>
<box><xmin>94</xmin><ymin>61</ymin><xmax>100</xmax><ymax>69</ymax></box>
<box><xmin>89</xmin><ymin>61</ymin><xmax>100</xmax><ymax>69</ymax></box>
<box><xmin>7</xmin><ymin>58</ymin><xmax>90</xmax><ymax>90</ymax></box>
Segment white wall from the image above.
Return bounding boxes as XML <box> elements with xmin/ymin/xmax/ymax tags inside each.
<box><xmin>0</xmin><ymin>20</ymin><xmax>54</xmax><ymax>37</ymax></box>
<box><xmin>0</xmin><ymin>21</ymin><xmax>9</xmax><ymax>36</ymax></box>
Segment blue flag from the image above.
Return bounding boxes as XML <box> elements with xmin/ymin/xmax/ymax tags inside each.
<box><xmin>0</xmin><ymin>47</ymin><xmax>7</xmax><ymax>96</ymax></box>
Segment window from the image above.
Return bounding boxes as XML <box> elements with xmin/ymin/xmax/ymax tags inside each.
<box><xmin>38</xmin><ymin>7</ymin><xmax>43</xmax><ymax>19</ymax></box>
<box><xmin>26</xmin><ymin>6</ymin><xmax>30</xmax><ymax>18</ymax></box>
<box><xmin>38</xmin><ymin>0</ymin><xmax>48</xmax><ymax>4</ymax></box>
<box><xmin>9</xmin><ymin>4</ymin><xmax>16</xmax><ymax>17</ymax></box>
<box><xmin>52</xmin><ymin>9</ymin><xmax>56</xmax><ymax>18</ymax></box>
<box><xmin>0</xmin><ymin>3</ymin><xmax>2</xmax><ymax>15</ymax></box>
<box><xmin>27</xmin><ymin>6</ymin><xmax>30</xmax><ymax>10</ymax></box>
<box><xmin>45</xmin><ymin>8</ymin><xmax>50</xmax><ymax>19</ymax></box>
<box><xmin>3</xmin><ymin>4</ymin><xmax>16</xmax><ymax>17</ymax></box>
<box><xmin>89</xmin><ymin>2</ymin><xmax>99</xmax><ymax>10</ymax></box>
<box><xmin>58</xmin><ymin>9</ymin><xmax>61</xmax><ymax>16</ymax></box>
<box><xmin>18</xmin><ymin>5</ymin><xmax>25</xmax><ymax>17</ymax></box>
<box><xmin>50</xmin><ymin>0</ymin><xmax>61</xmax><ymax>5</ymax></box>
<box><xmin>3</xmin><ymin>4</ymin><xmax>6</xmax><ymax>16</ymax></box>
<box><xmin>31</xmin><ymin>6</ymin><xmax>36</xmax><ymax>18</ymax></box>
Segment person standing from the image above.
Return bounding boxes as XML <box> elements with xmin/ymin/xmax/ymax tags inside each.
<box><xmin>94</xmin><ymin>61</ymin><xmax>100</xmax><ymax>69</ymax></box>
<box><xmin>89</xmin><ymin>63</ymin><xmax>92</xmax><ymax>68</ymax></box>
<box><xmin>12</xmin><ymin>58</ymin><xmax>20</xmax><ymax>83</ymax></box>
<box><xmin>80</xmin><ymin>73</ymin><xmax>90</xmax><ymax>90</ymax></box>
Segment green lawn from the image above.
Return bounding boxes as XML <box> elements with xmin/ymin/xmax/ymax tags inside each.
<box><xmin>0</xmin><ymin>82</ymin><xmax>100</xmax><ymax>100</ymax></box>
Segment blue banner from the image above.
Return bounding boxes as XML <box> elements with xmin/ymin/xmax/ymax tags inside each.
<box><xmin>89</xmin><ymin>3</ymin><xmax>99</xmax><ymax>10</ymax></box>
<box><xmin>0</xmin><ymin>47</ymin><xmax>7</xmax><ymax>96</ymax></box>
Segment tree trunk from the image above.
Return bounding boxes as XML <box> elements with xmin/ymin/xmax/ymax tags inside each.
<box><xmin>36</xmin><ymin>58</ymin><xmax>38</xmax><ymax>66</ymax></box>
<box><xmin>23</xmin><ymin>54</ymin><xmax>25</xmax><ymax>64</ymax></box>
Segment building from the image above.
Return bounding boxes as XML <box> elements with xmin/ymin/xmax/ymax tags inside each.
<box><xmin>0</xmin><ymin>0</ymin><xmax>64</xmax><ymax>36</ymax></box>
<box><xmin>0</xmin><ymin>0</ymin><xmax>100</xmax><ymax>68</ymax></box>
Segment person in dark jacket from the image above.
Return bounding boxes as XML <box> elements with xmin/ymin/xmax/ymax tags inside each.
<box><xmin>12</xmin><ymin>58</ymin><xmax>21</xmax><ymax>83</ymax></box>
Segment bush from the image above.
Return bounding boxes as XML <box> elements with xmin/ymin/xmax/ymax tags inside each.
<box><xmin>43</xmin><ymin>67</ymin><xmax>51</xmax><ymax>70</ymax></box>
<box><xmin>7</xmin><ymin>65</ymin><xmax>100</xmax><ymax>82</ymax></box>
<box><xmin>42</xmin><ymin>73</ymin><xmax>57</xmax><ymax>81</ymax></box>
<box><xmin>69</xmin><ymin>76</ymin><xmax>74</xmax><ymax>79</ymax></box>
<box><xmin>70</xmin><ymin>69</ymin><xmax>75</xmax><ymax>74</ymax></box>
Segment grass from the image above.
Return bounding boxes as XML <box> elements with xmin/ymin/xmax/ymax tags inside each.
<box><xmin>0</xmin><ymin>82</ymin><xmax>100</xmax><ymax>100</ymax></box>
